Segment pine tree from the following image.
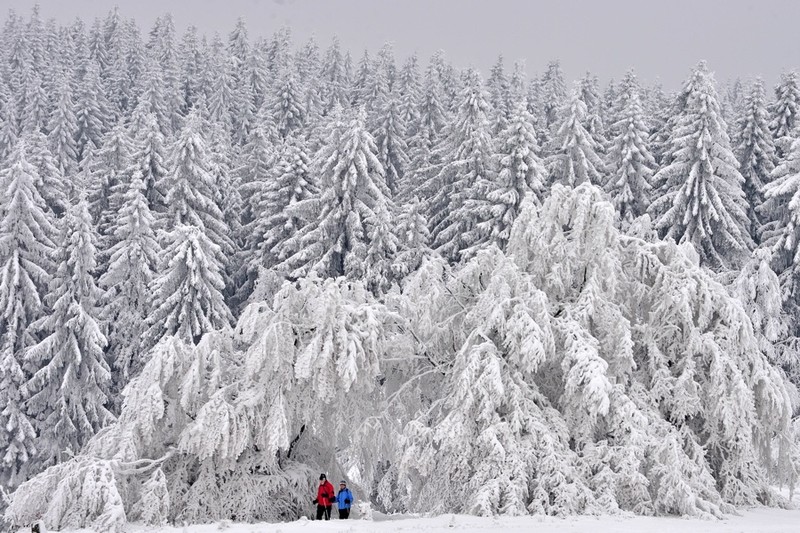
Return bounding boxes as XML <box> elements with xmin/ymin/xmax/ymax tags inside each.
<box><xmin>735</xmin><ymin>79</ymin><xmax>776</xmax><ymax>242</ymax></box>
<box><xmin>22</xmin><ymin>132</ymin><xmax>68</xmax><ymax>218</ymax></box>
<box><xmin>578</xmin><ymin>73</ymin><xmax>606</xmax><ymax>150</ymax></box>
<box><xmin>649</xmin><ymin>62</ymin><xmax>752</xmax><ymax>270</ymax></box>
<box><xmin>428</xmin><ymin>69</ymin><xmax>495</xmax><ymax>262</ymax></box>
<box><xmin>372</xmin><ymin>90</ymin><xmax>409</xmax><ymax>196</ymax></box>
<box><xmin>242</xmin><ymin>135</ymin><xmax>316</xmax><ymax>300</ymax></box>
<box><xmin>99</xmin><ymin>173</ymin><xmax>158</xmax><ymax>382</ymax></box>
<box><xmin>277</xmin><ymin>108</ymin><xmax>394</xmax><ymax>281</ymax></box>
<box><xmin>159</xmin><ymin>112</ymin><xmax>233</xmax><ymax>267</ymax></box>
<box><xmin>145</xmin><ymin>224</ymin><xmax>232</xmax><ymax>346</ymax></box>
<box><xmin>74</xmin><ymin>59</ymin><xmax>111</xmax><ymax>160</ymax></box>
<box><xmin>769</xmin><ymin>71</ymin><xmax>800</xmax><ymax>158</ymax></box>
<box><xmin>546</xmin><ymin>87</ymin><xmax>607</xmax><ymax>187</ymax></box>
<box><xmin>487</xmin><ymin>55</ymin><xmax>511</xmax><ymax>133</ymax></box>
<box><xmin>270</xmin><ymin>67</ymin><xmax>305</xmax><ymax>140</ymax></box>
<box><xmin>25</xmin><ymin>198</ymin><xmax>112</xmax><ymax>465</ymax></box>
<box><xmin>761</xmin><ymin>136</ymin><xmax>800</xmax><ymax>319</ymax></box>
<box><xmin>397</xmin><ymin>54</ymin><xmax>421</xmax><ymax>137</ymax></box>
<box><xmin>127</xmin><ymin>111</ymin><xmax>168</xmax><ymax>215</ymax></box>
<box><xmin>541</xmin><ymin>60</ymin><xmax>567</xmax><ymax>132</ymax></box>
<box><xmin>474</xmin><ymin>102</ymin><xmax>545</xmax><ymax>250</ymax></box>
<box><xmin>47</xmin><ymin>77</ymin><xmax>78</xmax><ymax>177</ymax></box>
<box><xmin>606</xmin><ymin>74</ymin><xmax>656</xmax><ymax>222</ymax></box>
<box><xmin>0</xmin><ymin>143</ymin><xmax>56</xmax><ymax>487</ymax></box>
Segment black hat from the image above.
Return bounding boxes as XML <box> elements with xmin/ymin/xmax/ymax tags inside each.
<box><xmin>319</xmin><ymin>473</ymin><xmax>326</xmax><ymax>480</ymax></box>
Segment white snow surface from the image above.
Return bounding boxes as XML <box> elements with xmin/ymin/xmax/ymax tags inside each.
<box><xmin>77</xmin><ymin>507</ymin><xmax>800</xmax><ymax>533</ymax></box>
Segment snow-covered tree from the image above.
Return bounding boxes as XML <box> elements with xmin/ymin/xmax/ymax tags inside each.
<box><xmin>277</xmin><ymin>108</ymin><xmax>395</xmax><ymax>283</ymax></box>
<box><xmin>47</xmin><ymin>77</ymin><xmax>78</xmax><ymax>177</ymax></box>
<box><xmin>735</xmin><ymin>79</ymin><xmax>776</xmax><ymax>242</ymax></box>
<box><xmin>0</xmin><ymin>143</ymin><xmax>56</xmax><ymax>488</ymax></box>
<box><xmin>649</xmin><ymin>62</ymin><xmax>752</xmax><ymax>270</ymax></box>
<box><xmin>146</xmin><ymin>224</ymin><xmax>232</xmax><ymax>346</ymax></box>
<box><xmin>769</xmin><ymin>71</ymin><xmax>800</xmax><ymax>158</ymax></box>
<box><xmin>427</xmin><ymin>69</ymin><xmax>495</xmax><ymax>261</ymax></box>
<box><xmin>606</xmin><ymin>74</ymin><xmax>656</xmax><ymax>222</ymax></box>
<box><xmin>25</xmin><ymin>198</ymin><xmax>112</xmax><ymax>466</ymax></box>
<box><xmin>160</xmin><ymin>111</ymin><xmax>233</xmax><ymax>265</ymax></box>
<box><xmin>372</xmin><ymin>90</ymin><xmax>409</xmax><ymax>196</ymax></box>
<box><xmin>541</xmin><ymin>60</ymin><xmax>567</xmax><ymax>131</ymax></box>
<box><xmin>99</xmin><ymin>173</ymin><xmax>159</xmax><ymax>382</ymax></box>
<box><xmin>472</xmin><ymin>102</ymin><xmax>545</xmax><ymax>250</ymax></box>
<box><xmin>546</xmin><ymin>86</ymin><xmax>607</xmax><ymax>187</ymax></box>
<box><xmin>270</xmin><ymin>68</ymin><xmax>305</xmax><ymax>139</ymax></box>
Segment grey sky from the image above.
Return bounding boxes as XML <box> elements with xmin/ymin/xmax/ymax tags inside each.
<box><xmin>4</xmin><ymin>0</ymin><xmax>799</xmax><ymax>90</ymax></box>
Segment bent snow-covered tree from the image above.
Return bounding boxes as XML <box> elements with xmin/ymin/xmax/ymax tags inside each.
<box><xmin>9</xmin><ymin>184</ymin><xmax>794</xmax><ymax>529</ymax></box>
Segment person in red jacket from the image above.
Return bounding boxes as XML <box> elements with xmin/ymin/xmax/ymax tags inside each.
<box><xmin>313</xmin><ymin>473</ymin><xmax>335</xmax><ymax>520</ymax></box>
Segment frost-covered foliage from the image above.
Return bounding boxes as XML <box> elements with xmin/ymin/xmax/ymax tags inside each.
<box><xmin>2</xmin><ymin>7</ymin><xmax>800</xmax><ymax>530</ymax></box>
<box><xmin>606</xmin><ymin>71</ymin><xmax>655</xmax><ymax>222</ymax></box>
<box><xmin>25</xmin><ymin>199</ymin><xmax>113</xmax><ymax>466</ymax></box>
<box><xmin>546</xmin><ymin>86</ymin><xmax>606</xmax><ymax>187</ymax></box>
<box><xmin>649</xmin><ymin>62</ymin><xmax>752</xmax><ymax>270</ymax></box>
<box><xmin>735</xmin><ymin>80</ymin><xmax>776</xmax><ymax>241</ymax></box>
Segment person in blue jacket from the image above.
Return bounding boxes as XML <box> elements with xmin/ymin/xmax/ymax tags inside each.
<box><xmin>335</xmin><ymin>480</ymin><xmax>354</xmax><ymax>519</ymax></box>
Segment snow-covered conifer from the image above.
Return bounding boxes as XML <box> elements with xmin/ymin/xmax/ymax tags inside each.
<box><xmin>25</xmin><ymin>198</ymin><xmax>112</xmax><ymax>465</ymax></box>
<box><xmin>606</xmin><ymin>75</ymin><xmax>656</xmax><ymax>222</ymax></box>
<box><xmin>649</xmin><ymin>62</ymin><xmax>752</xmax><ymax>270</ymax></box>
<box><xmin>0</xmin><ymin>142</ymin><xmax>56</xmax><ymax>487</ymax></box>
<box><xmin>546</xmin><ymin>86</ymin><xmax>607</xmax><ymax>187</ymax></box>
<box><xmin>735</xmin><ymin>79</ymin><xmax>776</xmax><ymax>241</ymax></box>
<box><xmin>277</xmin><ymin>108</ymin><xmax>394</xmax><ymax>281</ymax></box>
<box><xmin>99</xmin><ymin>174</ymin><xmax>158</xmax><ymax>381</ymax></box>
<box><xmin>146</xmin><ymin>224</ymin><xmax>232</xmax><ymax>346</ymax></box>
<box><xmin>769</xmin><ymin>71</ymin><xmax>800</xmax><ymax>157</ymax></box>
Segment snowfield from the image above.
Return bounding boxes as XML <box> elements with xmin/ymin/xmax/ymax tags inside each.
<box><xmin>112</xmin><ymin>507</ymin><xmax>800</xmax><ymax>533</ymax></box>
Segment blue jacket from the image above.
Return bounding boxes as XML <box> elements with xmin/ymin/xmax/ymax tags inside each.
<box><xmin>336</xmin><ymin>487</ymin><xmax>354</xmax><ymax>510</ymax></box>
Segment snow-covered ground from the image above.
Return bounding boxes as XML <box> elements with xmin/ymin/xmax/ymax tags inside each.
<box><xmin>113</xmin><ymin>507</ymin><xmax>800</xmax><ymax>533</ymax></box>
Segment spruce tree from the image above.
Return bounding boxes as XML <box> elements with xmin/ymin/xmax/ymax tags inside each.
<box><xmin>428</xmin><ymin>69</ymin><xmax>495</xmax><ymax>261</ymax></box>
<box><xmin>0</xmin><ymin>143</ymin><xmax>56</xmax><ymax>487</ymax></box>
<box><xmin>277</xmin><ymin>108</ymin><xmax>394</xmax><ymax>281</ymax></box>
<box><xmin>541</xmin><ymin>60</ymin><xmax>567</xmax><ymax>132</ymax></box>
<box><xmin>606</xmin><ymin>74</ymin><xmax>656</xmax><ymax>222</ymax></box>
<box><xmin>474</xmin><ymin>102</ymin><xmax>545</xmax><ymax>251</ymax></box>
<box><xmin>145</xmin><ymin>224</ymin><xmax>232</xmax><ymax>346</ymax></box>
<box><xmin>546</xmin><ymin>87</ymin><xmax>607</xmax><ymax>187</ymax></box>
<box><xmin>769</xmin><ymin>71</ymin><xmax>800</xmax><ymax>158</ymax></box>
<box><xmin>735</xmin><ymin>79</ymin><xmax>776</xmax><ymax>242</ymax></box>
<box><xmin>372</xmin><ymin>90</ymin><xmax>409</xmax><ymax>196</ymax></box>
<box><xmin>270</xmin><ymin>68</ymin><xmax>305</xmax><ymax>140</ymax></box>
<box><xmin>47</xmin><ymin>77</ymin><xmax>78</xmax><ymax>177</ymax></box>
<box><xmin>649</xmin><ymin>62</ymin><xmax>752</xmax><ymax>270</ymax></box>
<box><xmin>25</xmin><ymin>198</ymin><xmax>112</xmax><ymax>465</ymax></box>
<box><xmin>159</xmin><ymin>112</ymin><xmax>233</xmax><ymax>267</ymax></box>
<box><xmin>99</xmin><ymin>173</ymin><xmax>158</xmax><ymax>382</ymax></box>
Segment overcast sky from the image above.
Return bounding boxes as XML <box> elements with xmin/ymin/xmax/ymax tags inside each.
<box><xmin>4</xmin><ymin>0</ymin><xmax>799</xmax><ymax>90</ymax></box>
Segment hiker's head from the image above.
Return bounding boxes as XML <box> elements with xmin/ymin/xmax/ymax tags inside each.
<box><xmin>319</xmin><ymin>473</ymin><xmax>326</xmax><ymax>484</ymax></box>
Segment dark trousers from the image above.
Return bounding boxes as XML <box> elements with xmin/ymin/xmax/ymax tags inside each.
<box><xmin>338</xmin><ymin>507</ymin><xmax>350</xmax><ymax>519</ymax></box>
<box><xmin>315</xmin><ymin>505</ymin><xmax>332</xmax><ymax>520</ymax></box>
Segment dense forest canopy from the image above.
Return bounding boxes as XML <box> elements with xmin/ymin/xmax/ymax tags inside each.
<box><xmin>0</xmin><ymin>6</ymin><xmax>800</xmax><ymax>531</ymax></box>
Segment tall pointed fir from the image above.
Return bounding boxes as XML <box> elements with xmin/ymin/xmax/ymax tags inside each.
<box><xmin>22</xmin><ymin>132</ymin><xmax>68</xmax><ymax>218</ymax></box>
<box><xmin>127</xmin><ymin>111</ymin><xmax>168</xmax><ymax>215</ymax></box>
<box><xmin>578</xmin><ymin>73</ymin><xmax>606</xmax><ymax>150</ymax></box>
<box><xmin>73</xmin><ymin>59</ymin><xmax>111</xmax><ymax>161</ymax></box>
<box><xmin>427</xmin><ymin>69</ymin><xmax>496</xmax><ymax>261</ymax></box>
<box><xmin>487</xmin><ymin>55</ymin><xmax>511</xmax><ymax>133</ymax></box>
<box><xmin>269</xmin><ymin>66</ymin><xmax>306</xmax><ymax>140</ymax></box>
<box><xmin>397</xmin><ymin>54</ymin><xmax>421</xmax><ymax>137</ymax></box>
<box><xmin>606</xmin><ymin>75</ymin><xmax>656</xmax><ymax>222</ymax></box>
<box><xmin>761</xmin><ymin>136</ymin><xmax>800</xmax><ymax>320</ymax></box>
<box><xmin>473</xmin><ymin>102</ymin><xmax>545</xmax><ymax>251</ymax></box>
<box><xmin>277</xmin><ymin>108</ymin><xmax>397</xmax><ymax>286</ymax></box>
<box><xmin>0</xmin><ymin>143</ymin><xmax>56</xmax><ymax>488</ymax></box>
<box><xmin>159</xmin><ymin>111</ymin><xmax>233</xmax><ymax>269</ymax></box>
<box><xmin>47</xmin><ymin>77</ymin><xmax>78</xmax><ymax>178</ymax></box>
<box><xmin>541</xmin><ymin>60</ymin><xmax>567</xmax><ymax>132</ymax></box>
<box><xmin>98</xmin><ymin>173</ymin><xmax>158</xmax><ymax>384</ymax></box>
<box><xmin>649</xmin><ymin>62</ymin><xmax>752</xmax><ymax>270</ymax></box>
<box><xmin>247</xmin><ymin>135</ymin><xmax>317</xmax><ymax>280</ymax></box>
<box><xmin>25</xmin><ymin>198</ymin><xmax>112</xmax><ymax>466</ymax></box>
<box><xmin>735</xmin><ymin>79</ymin><xmax>776</xmax><ymax>242</ymax></box>
<box><xmin>769</xmin><ymin>71</ymin><xmax>800</xmax><ymax>158</ymax></box>
<box><xmin>372</xmin><ymin>89</ymin><xmax>409</xmax><ymax>196</ymax></box>
<box><xmin>546</xmin><ymin>86</ymin><xmax>607</xmax><ymax>187</ymax></box>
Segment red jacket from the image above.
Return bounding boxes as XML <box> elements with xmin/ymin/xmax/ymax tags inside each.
<box><xmin>316</xmin><ymin>480</ymin><xmax>335</xmax><ymax>506</ymax></box>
